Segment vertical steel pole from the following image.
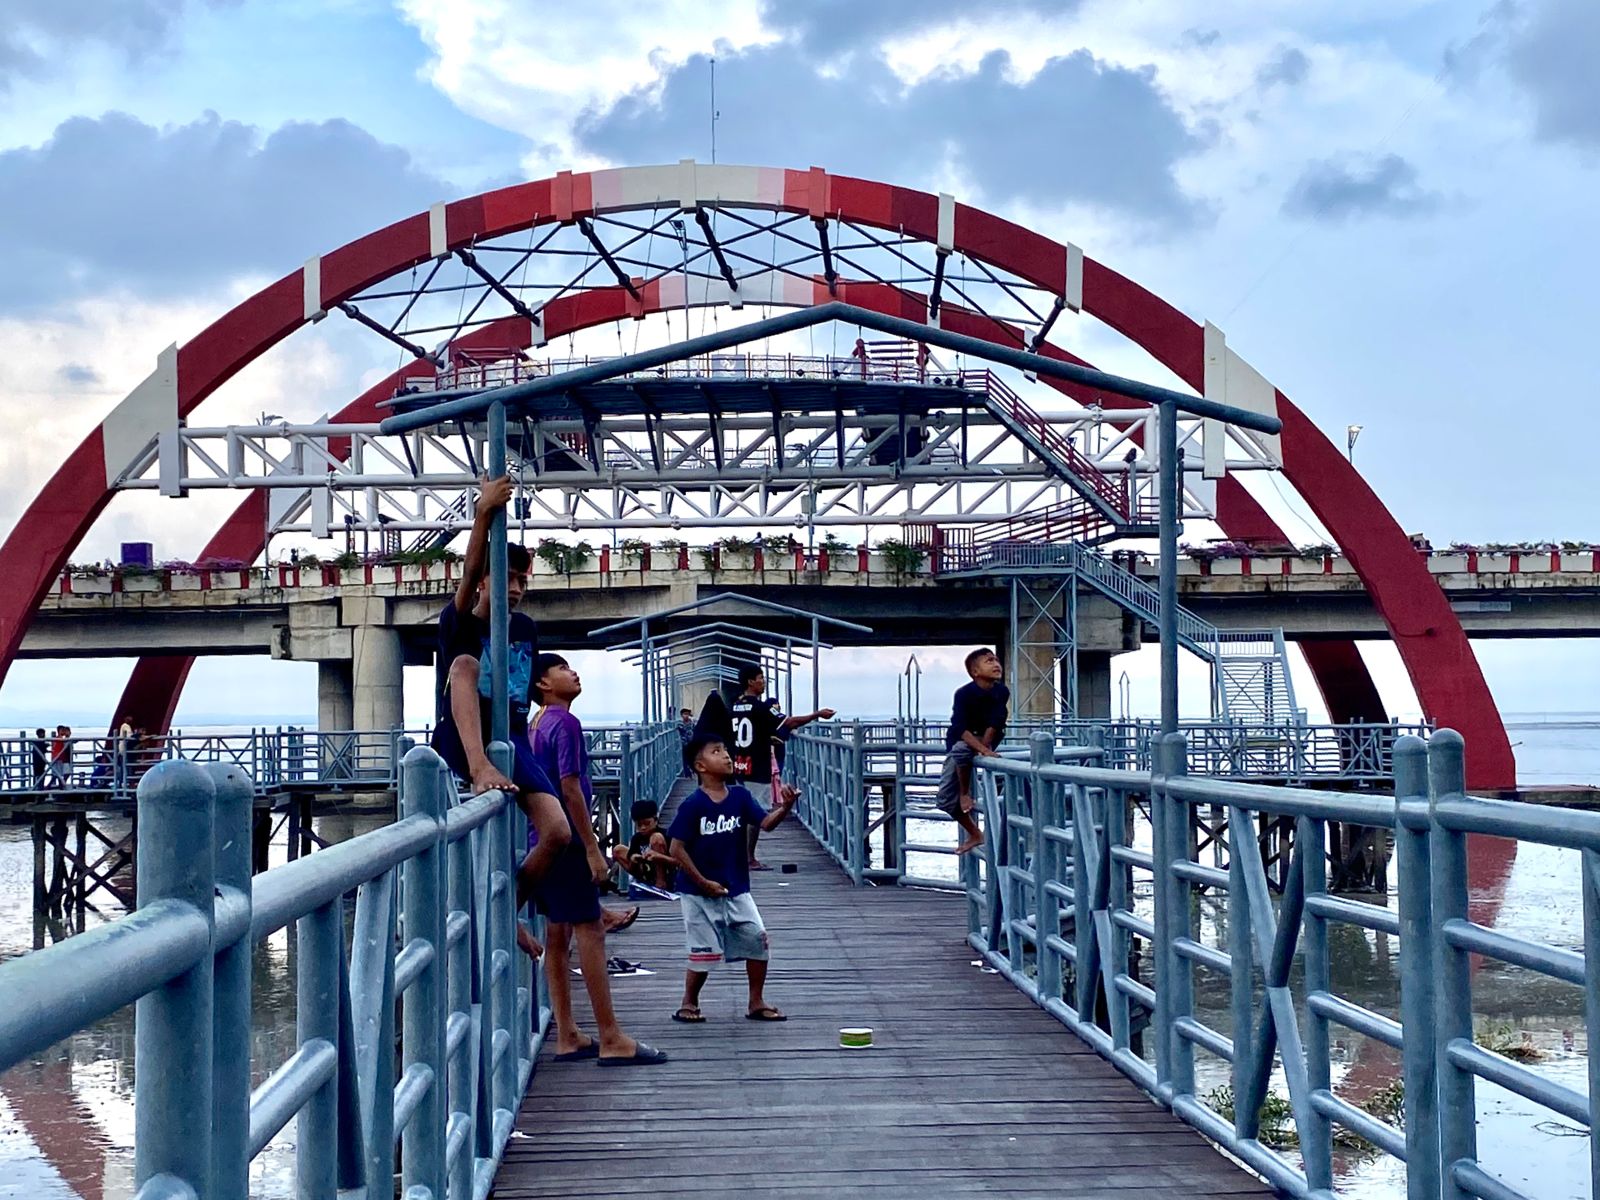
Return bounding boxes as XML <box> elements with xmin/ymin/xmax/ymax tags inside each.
<box><xmin>812</xmin><ymin>617</ymin><xmax>821</xmax><ymax>714</ymax></box>
<box><xmin>1165</xmin><ymin>733</ymin><xmax>1195</xmax><ymax>1101</ymax></box>
<box><xmin>1429</xmin><ymin>729</ymin><xmax>1474</xmax><ymax>1200</ymax></box>
<box><xmin>1393</xmin><ymin>736</ymin><xmax>1439</xmax><ymax>1200</ymax></box>
<box><xmin>1227</xmin><ymin>801</ymin><xmax>1256</xmax><ymax>1140</ymax></box>
<box><xmin>1582</xmin><ymin>847</ymin><xmax>1600</xmax><ymax>1193</ymax></box>
<box><xmin>446</xmin><ymin>829</ymin><xmax>475</xmax><ymax>1200</ymax></box>
<box><xmin>486</xmin><ymin>742</ymin><xmax>517</xmax><ymax>1129</ymax></box>
<box><xmin>297</xmin><ymin>898</ymin><xmax>341</xmax><ymax>1199</ymax></box>
<box><xmin>1299</xmin><ymin>811</ymin><xmax>1334</xmax><ymax>1191</ymax></box>
<box><xmin>641</xmin><ymin>619</ymin><xmax>651</xmax><ymax>723</ymax></box>
<box><xmin>487</xmin><ymin>401</ymin><xmax>510</xmax><ymax>748</ymax></box>
<box><xmin>208</xmin><ymin>763</ymin><xmax>255</xmax><ymax>1200</ymax></box>
<box><xmin>1158</xmin><ymin>401</ymin><xmax>1180</xmax><ymax>735</ymax></box>
<box><xmin>400</xmin><ymin>747</ymin><xmax>447</xmax><ymax>1200</ymax></box>
<box><xmin>134</xmin><ymin>758</ymin><xmax>216</xmax><ymax>1198</ymax></box>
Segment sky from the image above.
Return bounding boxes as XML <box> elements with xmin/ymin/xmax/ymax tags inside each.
<box><xmin>0</xmin><ymin>0</ymin><xmax>1596</xmax><ymax>730</ymax></box>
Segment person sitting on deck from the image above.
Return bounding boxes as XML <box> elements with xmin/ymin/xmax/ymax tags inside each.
<box><xmin>429</xmin><ymin>474</ymin><xmax>563</xmax><ymax>961</ymax></box>
<box><xmin>728</xmin><ymin>665</ymin><xmax>833</xmax><ymax>870</ymax></box>
<box><xmin>937</xmin><ymin>648</ymin><xmax>1010</xmax><ymax>855</ymax></box>
<box><xmin>527</xmin><ymin>652</ymin><xmax>666</xmax><ymax>1067</ymax></box>
<box><xmin>669</xmin><ymin>730</ymin><xmax>797</xmax><ymax>1024</ymax></box>
<box><xmin>613</xmin><ymin>798</ymin><xmax>674</xmax><ymax>890</ymax></box>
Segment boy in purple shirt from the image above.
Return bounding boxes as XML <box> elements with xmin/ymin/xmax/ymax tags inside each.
<box><xmin>528</xmin><ymin>653</ymin><xmax>666</xmax><ymax>1066</ymax></box>
<box><xmin>668</xmin><ymin>733</ymin><xmax>797</xmax><ymax>1024</ymax></box>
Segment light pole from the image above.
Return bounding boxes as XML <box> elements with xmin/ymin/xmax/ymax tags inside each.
<box><xmin>1346</xmin><ymin>424</ymin><xmax>1363</xmax><ymax>463</ymax></box>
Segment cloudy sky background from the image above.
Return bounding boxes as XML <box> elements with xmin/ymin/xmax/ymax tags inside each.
<box><xmin>0</xmin><ymin>0</ymin><xmax>1596</xmax><ymax>730</ymax></box>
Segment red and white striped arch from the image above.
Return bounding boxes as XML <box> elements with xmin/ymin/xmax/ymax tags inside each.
<box><xmin>0</xmin><ymin>163</ymin><xmax>1513</xmax><ymax>786</ymax></box>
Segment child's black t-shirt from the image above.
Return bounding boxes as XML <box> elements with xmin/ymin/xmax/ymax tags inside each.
<box><xmin>945</xmin><ymin>681</ymin><xmax>1010</xmax><ymax>751</ymax></box>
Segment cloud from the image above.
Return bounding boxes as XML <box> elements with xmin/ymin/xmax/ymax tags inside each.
<box><xmin>579</xmin><ymin>45</ymin><xmax>1205</xmax><ymax>227</ymax></box>
<box><xmin>0</xmin><ymin>112</ymin><xmax>454</xmax><ymax>310</ymax></box>
<box><xmin>1502</xmin><ymin>0</ymin><xmax>1600</xmax><ymax>151</ymax></box>
<box><xmin>1256</xmin><ymin>46</ymin><xmax>1309</xmax><ymax>89</ymax></box>
<box><xmin>1281</xmin><ymin>153</ymin><xmax>1438</xmax><ymax>221</ymax></box>
<box><xmin>0</xmin><ymin>0</ymin><xmax>231</xmax><ymax>90</ymax></box>
<box><xmin>758</xmin><ymin>0</ymin><xmax>1081</xmax><ymax>56</ymax></box>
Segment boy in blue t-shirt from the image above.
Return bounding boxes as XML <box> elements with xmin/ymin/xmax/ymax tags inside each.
<box><xmin>668</xmin><ymin>733</ymin><xmax>797</xmax><ymax>1024</ymax></box>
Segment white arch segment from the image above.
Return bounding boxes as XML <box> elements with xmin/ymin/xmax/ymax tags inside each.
<box><xmin>1202</xmin><ymin>322</ymin><xmax>1282</xmax><ymax>479</ymax></box>
<box><xmin>103</xmin><ymin>344</ymin><xmax>179</xmax><ymax>489</ymax></box>
<box><xmin>589</xmin><ymin>161</ymin><xmax>786</xmax><ymax>212</ymax></box>
<box><xmin>655</xmin><ymin>269</ymin><xmax>814</xmax><ymax>311</ymax></box>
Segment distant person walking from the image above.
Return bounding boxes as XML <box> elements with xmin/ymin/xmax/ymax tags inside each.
<box><xmin>677</xmin><ymin>707</ymin><xmax>696</xmax><ymax>776</ymax></box>
<box><xmin>30</xmin><ymin>728</ymin><xmax>47</xmax><ymax>788</ymax></box>
<box><xmin>47</xmin><ymin>725</ymin><xmax>72</xmax><ymax>789</ymax></box>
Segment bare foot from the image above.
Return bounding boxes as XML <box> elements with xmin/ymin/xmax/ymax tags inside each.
<box><xmin>516</xmin><ymin>921</ymin><xmax>543</xmax><ymax>960</ymax></box>
<box><xmin>956</xmin><ymin>834</ymin><xmax>986</xmax><ymax>856</ymax></box>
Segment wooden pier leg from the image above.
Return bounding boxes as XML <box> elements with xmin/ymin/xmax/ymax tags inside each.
<box><xmin>74</xmin><ymin>813</ymin><xmax>87</xmax><ymax>928</ymax></box>
<box><xmin>48</xmin><ymin>817</ymin><xmax>67</xmax><ymax>916</ymax></box>
<box><xmin>286</xmin><ymin>801</ymin><xmax>300</xmax><ymax>863</ymax></box>
<box><xmin>252</xmin><ymin>807</ymin><xmax>272</xmax><ymax>874</ymax></box>
<box><xmin>32</xmin><ymin>817</ymin><xmax>46</xmax><ymax>935</ymax></box>
<box><xmin>299</xmin><ymin>796</ymin><xmax>314</xmax><ymax>859</ymax></box>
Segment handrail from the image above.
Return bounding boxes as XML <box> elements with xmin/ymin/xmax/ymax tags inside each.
<box><xmin>0</xmin><ymin>744</ymin><xmax>544</xmax><ymax>1200</ymax></box>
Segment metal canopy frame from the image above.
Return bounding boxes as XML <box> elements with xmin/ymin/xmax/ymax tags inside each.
<box><xmin>589</xmin><ymin>592</ymin><xmax>874</xmax><ymax>725</ymax></box>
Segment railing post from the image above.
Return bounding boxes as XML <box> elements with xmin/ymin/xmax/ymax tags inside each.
<box><xmin>1160</xmin><ymin>732</ymin><xmax>1195</xmax><ymax>1101</ymax></box>
<box><xmin>208</xmin><ymin>763</ymin><xmax>255</xmax><ymax>1200</ymax></box>
<box><xmin>1429</xmin><ymin>729</ymin><xmax>1475</xmax><ymax>1200</ymax></box>
<box><xmin>1394</xmin><ymin>735</ymin><xmax>1440</xmax><ymax>1200</ymax></box>
<box><xmin>297</xmin><ymin>898</ymin><xmax>341</xmax><ymax>1199</ymax></box>
<box><xmin>134</xmin><ymin>758</ymin><xmax>217</xmax><ymax>1198</ymax></box>
<box><xmin>400</xmin><ymin>745</ymin><xmax>448</xmax><ymax>1200</ymax></box>
<box><xmin>850</xmin><ymin>721</ymin><xmax>867</xmax><ymax>885</ymax></box>
<box><xmin>1030</xmin><ymin>732</ymin><xmax>1060</xmax><ymax>1004</ymax></box>
<box><xmin>618</xmin><ymin>731</ymin><xmax>635</xmax><ymax>889</ymax></box>
<box><xmin>445</xmin><ymin>792</ymin><xmax>475</xmax><ymax>1200</ymax></box>
<box><xmin>486</xmin><ymin>741</ymin><xmax>518</xmax><ymax>1138</ymax></box>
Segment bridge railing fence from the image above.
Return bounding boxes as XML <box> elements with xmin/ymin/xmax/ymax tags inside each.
<box><xmin>955</xmin><ymin>729</ymin><xmax>1597</xmax><ymax>1200</ymax></box>
<box><xmin>0</xmin><ymin>739</ymin><xmax>544</xmax><ymax>1200</ymax></box>
<box><xmin>611</xmin><ymin>721</ymin><xmax>690</xmax><ymax>889</ymax></box>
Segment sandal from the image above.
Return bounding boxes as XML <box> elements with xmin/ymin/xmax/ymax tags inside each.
<box><xmin>746</xmin><ymin>1006</ymin><xmax>787</xmax><ymax>1022</ymax></box>
<box><xmin>607</xmin><ymin>905</ymin><xmax>640</xmax><ymax>932</ymax></box>
<box><xmin>671</xmin><ymin>1006</ymin><xmax>706</xmax><ymax>1023</ymax></box>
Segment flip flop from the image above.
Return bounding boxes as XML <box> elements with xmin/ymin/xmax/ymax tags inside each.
<box><xmin>597</xmin><ymin>1042</ymin><xmax>669</xmax><ymax>1067</ymax></box>
<box><xmin>608</xmin><ymin>905</ymin><xmax>640</xmax><ymax>932</ymax></box>
<box><xmin>746</xmin><ymin>1007</ymin><xmax>787</xmax><ymax>1022</ymax></box>
<box><xmin>748</xmin><ymin>860</ymin><xmax>772</xmax><ymax>872</ymax></box>
<box><xmin>671</xmin><ymin>1006</ymin><xmax>706</xmax><ymax>1023</ymax></box>
<box><xmin>551</xmin><ymin>1041</ymin><xmax>599</xmax><ymax>1062</ymax></box>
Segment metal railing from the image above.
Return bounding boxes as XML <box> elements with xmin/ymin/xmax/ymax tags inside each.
<box><xmin>0</xmin><ymin>723</ymin><xmax>664</xmax><ymax>802</ymax></box>
<box><xmin>0</xmin><ymin>742</ymin><xmax>542</xmax><ymax>1200</ymax></box>
<box><xmin>951</xmin><ymin>729</ymin><xmax>1599</xmax><ymax>1200</ymax></box>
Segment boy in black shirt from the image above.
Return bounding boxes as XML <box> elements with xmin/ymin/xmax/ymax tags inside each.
<box><xmin>729</xmin><ymin>664</ymin><xmax>833</xmax><ymax>869</ymax></box>
<box><xmin>937</xmin><ymin>648</ymin><xmax>1009</xmax><ymax>854</ymax></box>
<box><xmin>431</xmin><ymin>475</ymin><xmax>565</xmax><ymax>956</ymax></box>
<box><xmin>612</xmin><ymin>799</ymin><xmax>673</xmax><ymax>889</ymax></box>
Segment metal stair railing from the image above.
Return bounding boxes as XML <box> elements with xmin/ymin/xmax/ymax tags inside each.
<box><xmin>1068</xmin><ymin>545</ymin><xmax>1219</xmax><ymax>659</ymax></box>
<box><xmin>977</xmin><ymin>372</ymin><xmax>1134</xmax><ymax>524</ymax></box>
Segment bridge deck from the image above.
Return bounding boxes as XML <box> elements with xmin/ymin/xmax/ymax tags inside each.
<box><xmin>497</xmin><ymin>784</ymin><xmax>1270</xmax><ymax>1199</ymax></box>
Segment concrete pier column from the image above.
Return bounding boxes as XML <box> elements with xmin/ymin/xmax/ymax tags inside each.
<box><xmin>352</xmin><ymin>626</ymin><xmax>404</xmax><ymax>772</ymax></box>
<box><xmin>1075</xmin><ymin>652</ymin><xmax>1114</xmax><ymax>719</ymax></box>
<box><xmin>317</xmin><ymin>661</ymin><xmax>353</xmax><ymax>732</ymax></box>
<box><xmin>1009</xmin><ymin>636</ymin><xmax>1060</xmax><ymax>719</ymax></box>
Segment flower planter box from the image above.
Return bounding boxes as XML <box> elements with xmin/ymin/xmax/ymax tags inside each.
<box><xmin>1517</xmin><ymin>553</ymin><xmax>1554</xmax><ymax>573</ymax></box>
<box><xmin>72</xmin><ymin>575</ymin><xmax>113</xmax><ymax>594</ymax></box>
<box><xmin>1428</xmin><ymin>554</ymin><xmax>1469</xmax><ymax>573</ymax></box>
<box><xmin>169</xmin><ymin>572</ymin><xmax>203</xmax><ymax>591</ymax></box>
<box><xmin>400</xmin><ymin>564</ymin><xmax>429</xmax><ymax>583</ymax></box>
<box><xmin>1176</xmin><ymin>559</ymin><xmax>1203</xmax><ymax>576</ymax></box>
<box><xmin>122</xmin><ymin>574</ymin><xmax>163</xmax><ymax>593</ymax></box>
<box><xmin>1252</xmin><ymin>557</ymin><xmax>1287</xmax><ymax>576</ymax></box>
<box><xmin>338</xmin><ymin>567</ymin><xmax>367</xmax><ymax>586</ymax></box>
<box><xmin>1477</xmin><ymin>554</ymin><xmax>1512</xmax><ymax>573</ymax></box>
<box><xmin>720</xmin><ymin>551</ymin><xmax>756</xmax><ymax>571</ymax></box>
<box><xmin>1208</xmin><ymin>558</ymin><xmax>1244</xmax><ymax>576</ymax></box>
<box><xmin>1289</xmin><ymin>556</ymin><xmax>1328</xmax><ymax>575</ymax></box>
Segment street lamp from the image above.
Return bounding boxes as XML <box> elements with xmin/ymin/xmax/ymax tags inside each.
<box><xmin>1346</xmin><ymin>424</ymin><xmax>1363</xmax><ymax>463</ymax></box>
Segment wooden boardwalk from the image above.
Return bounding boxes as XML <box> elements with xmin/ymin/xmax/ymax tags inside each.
<box><xmin>498</xmin><ymin>783</ymin><xmax>1272</xmax><ymax>1199</ymax></box>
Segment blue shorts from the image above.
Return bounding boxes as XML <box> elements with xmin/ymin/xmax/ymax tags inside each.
<box><xmin>431</xmin><ymin>719</ymin><xmax>556</xmax><ymax>798</ymax></box>
<box><xmin>530</xmin><ymin>840</ymin><xmax>603</xmax><ymax>926</ymax></box>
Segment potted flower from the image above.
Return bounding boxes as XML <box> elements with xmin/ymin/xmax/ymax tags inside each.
<box><xmin>163</xmin><ymin>559</ymin><xmax>204</xmax><ymax>591</ymax></box>
<box><xmin>534</xmin><ymin>539</ymin><xmax>592</xmax><ymax>577</ymax></box>
<box><xmin>820</xmin><ymin>532</ymin><xmax>850</xmax><ymax>572</ymax></box>
<box><xmin>718</xmin><ymin>535</ymin><xmax>756</xmax><ymax>571</ymax></box>
<box><xmin>1477</xmin><ymin>543</ymin><xmax>1513</xmax><ymax>573</ymax></box>
<box><xmin>121</xmin><ymin>562</ymin><xmax>163</xmax><ymax>593</ymax></box>
<box><xmin>333</xmin><ymin>549</ymin><xmax>365</xmax><ymax>585</ymax></box>
<box><xmin>68</xmin><ymin>562</ymin><xmax>113</xmax><ymax>595</ymax></box>
<box><xmin>877</xmin><ymin>538</ymin><xmax>926</xmax><ymax>580</ymax></box>
<box><xmin>1430</xmin><ymin>543</ymin><xmax>1472</xmax><ymax>573</ymax></box>
<box><xmin>1291</xmin><ymin>543</ymin><xmax>1335</xmax><ymax>576</ymax></box>
<box><xmin>657</xmin><ymin>538</ymin><xmax>688</xmax><ymax>572</ymax></box>
<box><xmin>1517</xmin><ymin>541</ymin><xmax>1555</xmax><ymax>573</ymax></box>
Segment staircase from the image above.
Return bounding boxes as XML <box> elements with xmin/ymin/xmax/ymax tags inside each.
<box><xmin>937</xmin><ymin>541</ymin><xmax>1299</xmax><ymax>724</ymax></box>
<box><xmin>1213</xmin><ymin>629</ymin><xmax>1301</xmax><ymax>725</ymax></box>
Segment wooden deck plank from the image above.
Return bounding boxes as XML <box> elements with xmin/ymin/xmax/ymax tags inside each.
<box><xmin>496</xmin><ymin>781</ymin><xmax>1273</xmax><ymax>1199</ymax></box>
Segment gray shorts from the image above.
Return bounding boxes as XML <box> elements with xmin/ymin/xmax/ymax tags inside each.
<box><xmin>936</xmin><ymin>743</ymin><xmax>977</xmax><ymax>815</ymax></box>
<box><xmin>682</xmin><ymin>892</ymin><xmax>769</xmax><ymax>967</ymax></box>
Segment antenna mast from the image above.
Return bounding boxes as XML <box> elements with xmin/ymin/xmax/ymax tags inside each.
<box><xmin>710</xmin><ymin>57</ymin><xmax>718</xmax><ymax>163</ymax></box>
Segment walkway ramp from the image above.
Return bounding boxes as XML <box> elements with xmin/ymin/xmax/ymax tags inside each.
<box><xmin>497</xmin><ymin>787</ymin><xmax>1270</xmax><ymax>1198</ymax></box>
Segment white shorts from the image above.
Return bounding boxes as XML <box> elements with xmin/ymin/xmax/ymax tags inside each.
<box><xmin>682</xmin><ymin>892</ymin><xmax>769</xmax><ymax>967</ymax></box>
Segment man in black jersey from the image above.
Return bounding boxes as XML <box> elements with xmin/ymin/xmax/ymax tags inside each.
<box><xmin>729</xmin><ymin>664</ymin><xmax>834</xmax><ymax>869</ymax></box>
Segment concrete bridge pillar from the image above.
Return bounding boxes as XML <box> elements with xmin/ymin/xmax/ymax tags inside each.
<box><xmin>352</xmin><ymin>625</ymin><xmax>404</xmax><ymax>773</ymax></box>
<box><xmin>1075</xmin><ymin>652</ymin><xmax>1114</xmax><ymax>719</ymax></box>
<box><xmin>318</xmin><ymin>661</ymin><xmax>353</xmax><ymax>732</ymax></box>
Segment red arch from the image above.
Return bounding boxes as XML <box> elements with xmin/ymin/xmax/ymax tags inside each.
<box><xmin>0</xmin><ymin>165</ymin><xmax>1510</xmax><ymax>784</ymax></box>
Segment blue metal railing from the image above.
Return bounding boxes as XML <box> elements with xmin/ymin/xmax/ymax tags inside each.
<box><xmin>0</xmin><ymin>742</ymin><xmax>541</xmax><ymax>1200</ymax></box>
<box><xmin>953</xmin><ymin>730</ymin><xmax>1598</xmax><ymax>1200</ymax></box>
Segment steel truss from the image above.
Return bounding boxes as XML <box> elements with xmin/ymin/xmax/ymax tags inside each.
<box><xmin>108</xmin><ymin>352</ymin><xmax>1270</xmax><ymax>537</ymax></box>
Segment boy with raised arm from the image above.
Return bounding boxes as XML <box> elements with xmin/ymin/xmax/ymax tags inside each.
<box><xmin>430</xmin><ymin>474</ymin><xmax>565</xmax><ymax>958</ymax></box>
<box><xmin>936</xmin><ymin>648</ymin><xmax>1010</xmax><ymax>855</ymax></box>
<box><xmin>527</xmin><ymin>653</ymin><xmax>666</xmax><ymax>1066</ymax></box>
<box><xmin>669</xmin><ymin>732</ymin><xmax>797</xmax><ymax>1024</ymax></box>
